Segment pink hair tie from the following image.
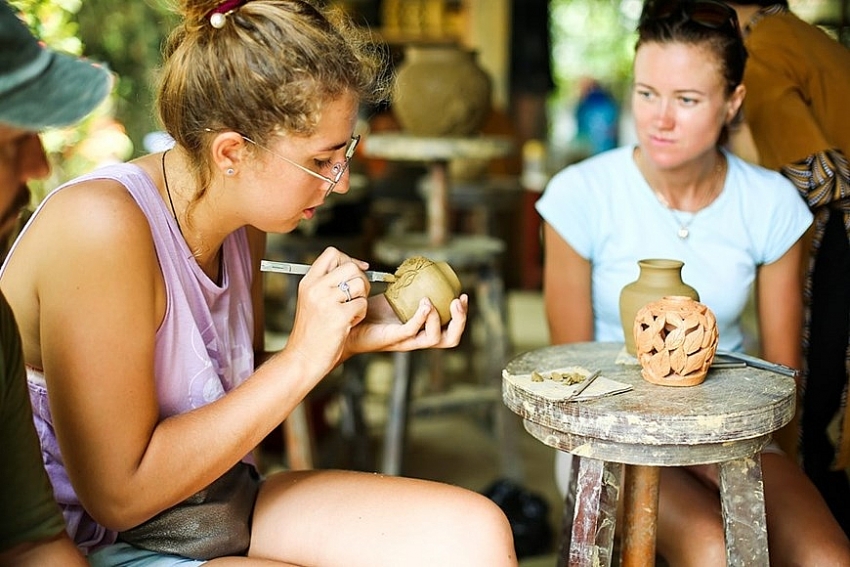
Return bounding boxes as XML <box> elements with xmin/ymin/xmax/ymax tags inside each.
<box><xmin>208</xmin><ymin>0</ymin><xmax>248</xmax><ymax>28</ymax></box>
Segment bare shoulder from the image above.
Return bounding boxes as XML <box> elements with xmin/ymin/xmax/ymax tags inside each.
<box><xmin>10</xmin><ymin>175</ymin><xmax>157</xmax><ymax>275</ymax></box>
<box><xmin>1</xmin><ymin>173</ymin><xmax>164</xmax><ymax>368</ymax></box>
<box><xmin>40</xmin><ymin>176</ymin><xmax>151</xmax><ymax>239</ymax></box>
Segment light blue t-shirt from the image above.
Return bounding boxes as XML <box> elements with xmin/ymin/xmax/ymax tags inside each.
<box><xmin>536</xmin><ymin>145</ymin><xmax>812</xmax><ymax>353</ymax></box>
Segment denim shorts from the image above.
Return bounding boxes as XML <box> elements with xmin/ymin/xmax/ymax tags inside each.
<box><xmin>88</xmin><ymin>543</ymin><xmax>207</xmax><ymax>567</ymax></box>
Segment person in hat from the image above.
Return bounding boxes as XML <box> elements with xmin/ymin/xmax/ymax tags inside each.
<box><xmin>0</xmin><ymin>1</ymin><xmax>111</xmax><ymax>565</ymax></box>
<box><xmin>0</xmin><ymin>0</ymin><xmax>518</xmax><ymax>566</ymax></box>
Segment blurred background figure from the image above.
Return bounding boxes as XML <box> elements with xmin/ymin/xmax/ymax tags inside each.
<box><xmin>573</xmin><ymin>76</ymin><xmax>619</xmax><ymax>157</ymax></box>
<box><xmin>726</xmin><ymin>0</ymin><xmax>850</xmax><ymax>537</ymax></box>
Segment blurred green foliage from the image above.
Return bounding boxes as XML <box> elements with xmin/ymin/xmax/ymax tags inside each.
<box><xmin>76</xmin><ymin>0</ymin><xmax>177</xmax><ymax>157</ymax></box>
<box><xmin>550</xmin><ymin>0</ymin><xmax>638</xmax><ymax>105</ymax></box>
<box><xmin>10</xmin><ymin>0</ymin><xmax>114</xmax><ymax>202</ymax></box>
<box><xmin>547</xmin><ymin>0</ymin><xmax>638</xmax><ymax>165</ymax></box>
<box><xmin>10</xmin><ymin>0</ymin><xmax>174</xmax><ymax>169</ymax></box>
<box><xmin>3</xmin><ymin>0</ymin><xmax>173</xmax><ymax>252</ymax></box>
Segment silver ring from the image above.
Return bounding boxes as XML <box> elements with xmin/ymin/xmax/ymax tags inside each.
<box><xmin>338</xmin><ymin>280</ymin><xmax>352</xmax><ymax>302</ymax></box>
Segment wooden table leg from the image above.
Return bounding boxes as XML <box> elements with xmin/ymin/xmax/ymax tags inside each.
<box><xmin>283</xmin><ymin>401</ymin><xmax>314</xmax><ymax>470</ymax></box>
<box><xmin>557</xmin><ymin>455</ymin><xmax>579</xmax><ymax>567</ymax></box>
<box><xmin>381</xmin><ymin>351</ymin><xmax>412</xmax><ymax>475</ymax></box>
<box><xmin>621</xmin><ymin>464</ymin><xmax>660</xmax><ymax>567</ymax></box>
<box><xmin>477</xmin><ymin>262</ymin><xmax>523</xmax><ymax>482</ymax></box>
<box><xmin>426</xmin><ymin>160</ymin><xmax>449</xmax><ymax>246</ymax></box>
<box><xmin>566</xmin><ymin>457</ymin><xmax>623</xmax><ymax>567</ymax></box>
<box><xmin>719</xmin><ymin>454</ymin><xmax>770</xmax><ymax>566</ymax></box>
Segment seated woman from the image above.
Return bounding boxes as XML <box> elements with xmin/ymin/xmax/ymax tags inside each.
<box><xmin>535</xmin><ymin>0</ymin><xmax>850</xmax><ymax>564</ymax></box>
<box><xmin>0</xmin><ymin>1</ymin><xmax>517</xmax><ymax>566</ymax></box>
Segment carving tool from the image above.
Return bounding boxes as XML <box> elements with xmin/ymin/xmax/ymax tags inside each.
<box><xmin>567</xmin><ymin>369</ymin><xmax>602</xmax><ymax>401</ymax></box>
<box><xmin>260</xmin><ymin>260</ymin><xmax>397</xmax><ymax>283</ymax></box>
<box><xmin>715</xmin><ymin>351</ymin><xmax>799</xmax><ymax>378</ymax></box>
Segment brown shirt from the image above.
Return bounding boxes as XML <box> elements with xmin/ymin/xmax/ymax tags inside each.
<box><xmin>743</xmin><ymin>10</ymin><xmax>850</xmax><ymax>169</ymax></box>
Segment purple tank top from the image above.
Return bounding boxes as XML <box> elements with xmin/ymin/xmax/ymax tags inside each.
<box><xmin>4</xmin><ymin>163</ymin><xmax>255</xmax><ymax>553</ymax></box>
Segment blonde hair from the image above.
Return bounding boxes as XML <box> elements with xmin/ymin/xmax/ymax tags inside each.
<box><xmin>157</xmin><ymin>0</ymin><xmax>387</xmax><ymax>191</ymax></box>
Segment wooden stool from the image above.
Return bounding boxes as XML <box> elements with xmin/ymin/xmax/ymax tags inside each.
<box><xmin>374</xmin><ymin>233</ymin><xmax>521</xmax><ymax>480</ymax></box>
<box><xmin>502</xmin><ymin>342</ymin><xmax>796</xmax><ymax>567</ymax></box>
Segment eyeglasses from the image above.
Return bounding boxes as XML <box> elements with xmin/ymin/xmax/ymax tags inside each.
<box><xmin>640</xmin><ymin>0</ymin><xmax>739</xmax><ymax>31</ymax></box>
<box><xmin>241</xmin><ymin>134</ymin><xmax>360</xmax><ymax>198</ymax></box>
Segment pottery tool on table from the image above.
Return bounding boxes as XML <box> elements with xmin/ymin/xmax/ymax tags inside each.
<box><xmin>565</xmin><ymin>369</ymin><xmax>602</xmax><ymax>401</ymax></box>
<box><xmin>710</xmin><ymin>353</ymin><xmax>747</xmax><ymax>370</ymax></box>
<box><xmin>260</xmin><ymin>260</ymin><xmax>397</xmax><ymax>283</ymax></box>
<box><xmin>506</xmin><ymin>367</ymin><xmax>631</xmax><ymax>402</ymax></box>
<box><xmin>715</xmin><ymin>351</ymin><xmax>799</xmax><ymax>378</ymax></box>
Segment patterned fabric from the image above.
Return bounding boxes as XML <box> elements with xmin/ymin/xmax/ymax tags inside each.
<box><xmin>781</xmin><ymin>149</ymin><xmax>850</xmax><ymax>468</ymax></box>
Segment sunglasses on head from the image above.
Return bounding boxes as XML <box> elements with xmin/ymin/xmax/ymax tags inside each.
<box><xmin>640</xmin><ymin>0</ymin><xmax>739</xmax><ymax>30</ymax></box>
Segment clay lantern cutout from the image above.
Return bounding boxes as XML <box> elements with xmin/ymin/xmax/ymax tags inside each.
<box><xmin>385</xmin><ymin>256</ymin><xmax>462</xmax><ymax>326</ymax></box>
<box><xmin>633</xmin><ymin>295</ymin><xmax>718</xmax><ymax>387</ymax></box>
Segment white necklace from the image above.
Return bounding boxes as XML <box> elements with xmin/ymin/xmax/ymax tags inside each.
<box><xmin>647</xmin><ymin>156</ymin><xmax>725</xmax><ymax>240</ymax></box>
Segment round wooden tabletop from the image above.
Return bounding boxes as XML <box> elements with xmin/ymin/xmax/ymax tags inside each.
<box><xmin>503</xmin><ymin>342</ymin><xmax>797</xmax><ymax>466</ymax></box>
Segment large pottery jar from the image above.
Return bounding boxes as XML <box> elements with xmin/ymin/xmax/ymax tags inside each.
<box><xmin>392</xmin><ymin>44</ymin><xmax>492</xmax><ymax>137</ymax></box>
<box><xmin>619</xmin><ymin>259</ymin><xmax>699</xmax><ymax>355</ymax></box>
<box><xmin>385</xmin><ymin>256</ymin><xmax>462</xmax><ymax>325</ymax></box>
<box><xmin>633</xmin><ymin>296</ymin><xmax>718</xmax><ymax>387</ymax></box>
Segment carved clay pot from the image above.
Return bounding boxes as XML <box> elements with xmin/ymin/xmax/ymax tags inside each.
<box><xmin>619</xmin><ymin>259</ymin><xmax>699</xmax><ymax>355</ymax></box>
<box><xmin>392</xmin><ymin>45</ymin><xmax>492</xmax><ymax>137</ymax></box>
<box><xmin>633</xmin><ymin>295</ymin><xmax>718</xmax><ymax>387</ymax></box>
<box><xmin>385</xmin><ymin>256</ymin><xmax>462</xmax><ymax>325</ymax></box>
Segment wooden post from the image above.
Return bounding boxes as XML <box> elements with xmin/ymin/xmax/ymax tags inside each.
<box><xmin>621</xmin><ymin>465</ymin><xmax>661</xmax><ymax>567</ymax></box>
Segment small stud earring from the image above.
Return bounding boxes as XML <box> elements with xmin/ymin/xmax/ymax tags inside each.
<box><xmin>226</xmin><ymin>168</ymin><xmax>235</xmax><ymax>176</ymax></box>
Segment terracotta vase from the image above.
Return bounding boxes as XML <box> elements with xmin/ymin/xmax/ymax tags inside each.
<box><xmin>619</xmin><ymin>259</ymin><xmax>699</xmax><ymax>355</ymax></box>
<box><xmin>385</xmin><ymin>256</ymin><xmax>462</xmax><ymax>325</ymax></box>
<box><xmin>392</xmin><ymin>44</ymin><xmax>492</xmax><ymax>137</ymax></box>
<box><xmin>633</xmin><ymin>295</ymin><xmax>718</xmax><ymax>387</ymax></box>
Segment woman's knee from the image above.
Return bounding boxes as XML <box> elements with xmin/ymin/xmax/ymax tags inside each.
<box><xmin>439</xmin><ymin>491</ymin><xmax>517</xmax><ymax>565</ymax></box>
<box><xmin>455</xmin><ymin>491</ymin><xmax>514</xmax><ymax>539</ymax></box>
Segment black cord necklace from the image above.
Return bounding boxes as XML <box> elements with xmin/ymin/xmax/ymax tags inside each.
<box><xmin>161</xmin><ymin>150</ymin><xmax>183</xmax><ymax>237</ymax></box>
<box><xmin>160</xmin><ymin>150</ymin><xmax>223</xmax><ymax>282</ymax></box>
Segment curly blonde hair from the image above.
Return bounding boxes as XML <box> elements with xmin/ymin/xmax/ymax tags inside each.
<box><xmin>157</xmin><ymin>0</ymin><xmax>387</xmax><ymax>191</ymax></box>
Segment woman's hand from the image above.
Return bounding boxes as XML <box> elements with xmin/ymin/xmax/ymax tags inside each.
<box><xmin>343</xmin><ymin>292</ymin><xmax>469</xmax><ymax>356</ymax></box>
<box><xmin>282</xmin><ymin>246</ymin><xmax>469</xmax><ymax>368</ymax></box>
<box><xmin>283</xmin><ymin>247</ymin><xmax>372</xmax><ymax>375</ymax></box>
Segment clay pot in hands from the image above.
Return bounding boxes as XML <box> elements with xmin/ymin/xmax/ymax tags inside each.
<box><xmin>385</xmin><ymin>256</ymin><xmax>462</xmax><ymax>325</ymax></box>
<box><xmin>633</xmin><ymin>295</ymin><xmax>718</xmax><ymax>387</ymax></box>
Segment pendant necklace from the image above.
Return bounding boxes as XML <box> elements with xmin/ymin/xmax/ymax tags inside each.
<box><xmin>161</xmin><ymin>150</ymin><xmax>184</xmax><ymax>237</ymax></box>
<box><xmin>651</xmin><ymin>157</ymin><xmax>725</xmax><ymax>240</ymax></box>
